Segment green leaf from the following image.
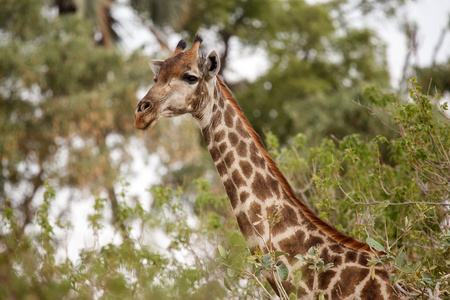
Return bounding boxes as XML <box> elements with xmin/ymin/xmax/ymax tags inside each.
<box><xmin>318</xmin><ymin>292</ymin><xmax>325</xmax><ymax>300</ymax></box>
<box><xmin>396</xmin><ymin>266</ymin><xmax>413</xmax><ymax>274</ymax></box>
<box><xmin>307</xmin><ymin>246</ymin><xmax>316</xmax><ymax>256</ymax></box>
<box><xmin>374</xmin><ymin>200</ymin><xmax>390</xmax><ymax>215</ymax></box>
<box><xmin>276</xmin><ymin>264</ymin><xmax>289</xmax><ymax>281</ymax></box>
<box><xmin>366</xmin><ymin>238</ymin><xmax>385</xmax><ymax>252</ymax></box>
<box><xmin>324</xmin><ymin>263</ymin><xmax>334</xmax><ymax>271</ymax></box>
<box><xmin>367</xmin><ymin>259</ymin><xmax>380</xmax><ymax>266</ymax></box>
<box><xmin>263</xmin><ymin>253</ymin><xmax>271</xmax><ymax>263</ymax></box>
<box><xmin>274</xmin><ymin>251</ymin><xmax>290</xmax><ymax>258</ymax></box>
<box><xmin>227</xmin><ymin>268</ymin><xmax>235</xmax><ymax>277</ymax></box>
<box><xmin>317</xmin><ymin>260</ymin><xmax>324</xmax><ymax>269</ymax></box>
<box><xmin>421</xmin><ymin>276</ymin><xmax>434</xmax><ymax>285</ymax></box>
<box><xmin>370</xmin><ymin>266</ymin><xmax>375</xmax><ymax>280</ymax></box>
<box><xmin>218</xmin><ymin>245</ymin><xmax>227</xmax><ymax>260</ymax></box>
<box><xmin>247</xmin><ymin>255</ymin><xmax>257</xmax><ymax>264</ymax></box>
<box><xmin>294</xmin><ymin>254</ymin><xmax>306</xmax><ymax>262</ymax></box>
<box><xmin>290</xmin><ymin>271</ymin><xmax>302</xmax><ymax>286</ymax></box>
<box><xmin>224</xmin><ymin>277</ymin><xmax>232</xmax><ymax>291</ymax></box>
<box><xmin>289</xmin><ymin>293</ymin><xmax>297</xmax><ymax>300</ymax></box>
<box><xmin>395</xmin><ymin>251</ymin><xmax>406</xmax><ymax>267</ymax></box>
<box><xmin>412</xmin><ymin>261</ymin><xmax>421</xmax><ymax>272</ymax></box>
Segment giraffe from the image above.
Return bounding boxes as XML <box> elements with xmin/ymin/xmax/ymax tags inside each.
<box><xmin>133</xmin><ymin>36</ymin><xmax>403</xmax><ymax>299</ymax></box>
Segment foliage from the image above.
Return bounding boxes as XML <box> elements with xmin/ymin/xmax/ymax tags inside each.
<box><xmin>0</xmin><ymin>0</ymin><xmax>152</xmax><ymax>234</ymax></box>
<box><xmin>0</xmin><ymin>179</ymin><xmax>234</xmax><ymax>299</ymax></box>
<box><xmin>262</xmin><ymin>81</ymin><xmax>450</xmax><ymax>298</ymax></box>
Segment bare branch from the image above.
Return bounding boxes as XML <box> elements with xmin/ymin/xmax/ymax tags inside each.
<box><xmin>352</xmin><ymin>99</ymin><xmax>400</xmax><ymax>134</ymax></box>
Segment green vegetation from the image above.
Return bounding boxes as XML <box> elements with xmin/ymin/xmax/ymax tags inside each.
<box><xmin>1</xmin><ymin>0</ymin><xmax>449</xmax><ymax>299</ymax></box>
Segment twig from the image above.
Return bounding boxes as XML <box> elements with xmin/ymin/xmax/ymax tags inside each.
<box><xmin>352</xmin><ymin>100</ymin><xmax>400</xmax><ymax>134</ymax></box>
<box><xmin>376</xmin><ymin>147</ymin><xmax>392</xmax><ymax>196</ymax></box>
<box><xmin>431</xmin><ymin>27</ymin><xmax>447</xmax><ymax>66</ymax></box>
<box><xmin>243</xmin><ymin>270</ymin><xmax>276</xmax><ymax>299</ymax></box>
<box><xmin>351</xmin><ymin>201</ymin><xmax>450</xmax><ymax>206</ymax></box>
<box><xmin>395</xmin><ymin>283</ymin><xmax>420</xmax><ymax>298</ymax></box>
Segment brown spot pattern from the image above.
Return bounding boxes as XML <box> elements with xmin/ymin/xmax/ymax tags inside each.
<box><xmin>239</xmin><ymin>161</ymin><xmax>253</xmax><ymax>178</ymax></box>
<box><xmin>318</xmin><ymin>270</ymin><xmax>337</xmax><ymax>290</ymax></box>
<box><xmin>211</xmin><ymin>111</ymin><xmax>222</xmax><ymax>128</ymax></box>
<box><xmin>334</xmin><ymin>267</ymin><xmax>370</xmax><ymax>298</ymax></box>
<box><xmin>252</xmin><ymin>172</ymin><xmax>272</xmax><ymax>200</ymax></box>
<box><xmin>216</xmin><ymin>161</ymin><xmax>226</xmax><ymax>177</ymax></box>
<box><xmin>224</xmin><ymin>151</ymin><xmax>235</xmax><ymax>168</ymax></box>
<box><xmin>219</xmin><ymin>142</ymin><xmax>227</xmax><ymax>154</ymax></box>
<box><xmin>345</xmin><ymin>250</ymin><xmax>358</xmax><ymax>263</ymax></box>
<box><xmin>304</xmin><ymin>236</ymin><xmax>324</xmax><ymax>252</ymax></box>
<box><xmin>236</xmin><ymin>212</ymin><xmax>253</xmax><ymax>237</ymax></box>
<box><xmin>231</xmin><ymin>170</ymin><xmax>245</xmax><ymax>188</ymax></box>
<box><xmin>358</xmin><ymin>252</ymin><xmax>370</xmax><ymax>266</ymax></box>
<box><xmin>237</xmin><ymin>141</ymin><xmax>247</xmax><ymax>157</ymax></box>
<box><xmin>202</xmin><ymin>127</ymin><xmax>211</xmax><ymax>145</ymax></box>
<box><xmin>279</xmin><ymin>230</ymin><xmax>306</xmax><ymax>258</ymax></box>
<box><xmin>214</xmin><ymin>130</ymin><xmax>225</xmax><ymax>143</ymax></box>
<box><xmin>272</xmin><ymin>205</ymin><xmax>298</xmax><ymax>236</ymax></box>
<box><xmin>250</xmin><ymin>143</ymin><xmax>265</xmax><ymax>169</ymax></box>
<box><xmin>376</xmin><ymin>267</ymin><xmax>390</xmax><ymax>281</ymax></box>
<box><xmin>236</xmin><ymin>119</ymin><xmax>250</xmax><ymax>138</ymax></box>
<box><xmin>305</xmin><ymin>269</ymin><xmax>315</xmax><ymax>290</ymax></box>
<box><xmin>304</xmin><ymin>219</ymin><xmax>317</xmax><ymax>231</ymax></box>
<box><xmin>266</xmin><ymin>174</ymin><xmax>280</xmax><ymax>197</ymax></box>
<box><xmin>360</xmin><ymin>276</ymin><xmax>382</xmax><ymax>300</ymax></box>
<box><xmin>210</xmin><ymin>146</ymin><xmax>220</xmax><ymax>162</ymax></box>
<box><xmin>223</xmin><ymin>179</ymin><xmax>238</xmax><ymax>209</ymax></box>
<box><xmin>228</xmin><ymin>132</ymin><xmax>239</xmax><ymax>146</ymax></box>
<box><xmin>218</xmin><ymin>95</ymin><xmax>224</xmax><ymax>108</ymax></box>
<box><xmin>249</xmin><ymin>202</ymin><xmax>264</xmax><ymax>235</ymax></box>
<box><xmin>332</xmin><ymin>255</ymin><xmax>343</xmax><ymax>267</ymax></box>
<box><xmin>224</xmin><ymin>106</ymin><xmax>235</xmax><ymax>128</ymax></box>
<box><xmin>320</xmin><ymin>247</ymin><xmax>342</xmax><ymax>268</ymax></box>
<box><xmin>329</xmin><ymin>244</ymin><xmax>345</xmax><ymax>254</ymax></box>
<box><xmin>239</xmin><ymin>191</ymin><xmax>250</xmax><ymax>204</ymax></box>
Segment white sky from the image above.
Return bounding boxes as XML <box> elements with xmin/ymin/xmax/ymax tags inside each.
<box><xmin>370</xmin><ymin>0</ymin><xmax>450</xmax><ymax>86</ymax></box>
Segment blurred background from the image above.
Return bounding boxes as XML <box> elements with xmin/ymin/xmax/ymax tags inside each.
<box><xmin>1</xmin><ymin>0</ymin><xmax>450</xmax><ymax>298</ymax></box>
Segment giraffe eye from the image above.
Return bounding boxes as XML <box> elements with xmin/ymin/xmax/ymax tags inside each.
<box><xmin>183</xmin><ymin>74</ymin><xmax>198</xmax><ymax>84</ymax></box>
<box><xmin>154</xmin><ymin>77</ymin><xmax>157</xmax><ymax>83</ymax></box>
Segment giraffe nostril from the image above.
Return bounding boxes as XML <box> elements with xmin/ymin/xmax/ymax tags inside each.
<box><xmin>140</xmin><ymin>102</ymin><xmax>152</xmax><ymax>112</ymax></box>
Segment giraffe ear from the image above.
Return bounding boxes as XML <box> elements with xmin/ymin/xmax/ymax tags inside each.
<box><xmin>149</xmin><ymin>60</ymin><xmax>164</xmax><ymax>76</ymax></box>
<box><xmin>205</xmin><ymin>51</ymin><xmax>220</xmax><ymax>80</ymax></box>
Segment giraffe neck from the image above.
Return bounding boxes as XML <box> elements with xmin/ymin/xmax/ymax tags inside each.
<box><xmin>194</xmin><ymin>77</ymin><xmax>368</xmax><ymax>251</ymax></box>
<box><xmin>192</xmin><ymin>77</ymin><xmax>399</xmax><ymax>299</ymax></box>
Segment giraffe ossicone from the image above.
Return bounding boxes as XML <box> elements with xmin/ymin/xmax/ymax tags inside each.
<box><xmin>134</xmin><ymin>36</ymin><xmax>404</xmax><ymax>299</ymax></box>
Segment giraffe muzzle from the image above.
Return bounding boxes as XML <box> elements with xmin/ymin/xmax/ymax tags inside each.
<box><xmin>134</xmin><ymin>100</ymin><xmax>159</xmax><ymax>130</ymax></box>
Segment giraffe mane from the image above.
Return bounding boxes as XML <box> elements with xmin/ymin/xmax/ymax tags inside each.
<box><xmin>216</xmin><ymin>76</ymin><xmax>375</xmax><ymax>254</ymax></box>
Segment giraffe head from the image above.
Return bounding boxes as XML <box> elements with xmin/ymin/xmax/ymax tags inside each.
<box><xmin>134</xmin><ymin>35</ymin><xmax>221</xmax><ymax>130</ymax></box>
